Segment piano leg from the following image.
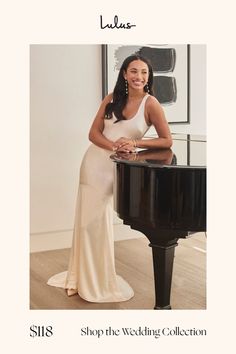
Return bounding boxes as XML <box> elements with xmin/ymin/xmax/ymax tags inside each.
<box><xmin>149</xmin><ymin>240</ymin><xmax>178</xmax><ymax>310</ymax></box>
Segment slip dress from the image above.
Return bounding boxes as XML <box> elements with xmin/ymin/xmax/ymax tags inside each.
<box><xmin>47</xmin><ymin>94</ymin><xmax>150</xmax><ymax>302</ymax></box>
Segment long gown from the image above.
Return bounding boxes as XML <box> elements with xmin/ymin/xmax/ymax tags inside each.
<box><xmin>47</xmin><ymin>94</ymin><xmax>150</xmax><ymax>302</ymax></box>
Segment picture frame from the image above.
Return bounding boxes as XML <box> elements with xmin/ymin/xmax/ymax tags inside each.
<box><xmin>102</xmin><ymin>44</ymin><xmax>190</xmax><ymax>124</ymax></box>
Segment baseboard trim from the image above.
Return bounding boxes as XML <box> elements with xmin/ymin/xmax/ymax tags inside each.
<box><xmin>30</xmin><ymin>223</ymin><xmax>144</xmax><ymax>253</ymax></box>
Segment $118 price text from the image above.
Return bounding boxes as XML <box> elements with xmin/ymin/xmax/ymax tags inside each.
<box><xmin>30</xmin><ymin>325</ymin><xmax>53</xmax><ymax>338</ymax></box>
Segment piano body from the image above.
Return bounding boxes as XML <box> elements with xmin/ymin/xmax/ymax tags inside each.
<box><xmin>111</xmin><ymin>134</ymin><xmax>206</xmax><ymax>309</ymax></box>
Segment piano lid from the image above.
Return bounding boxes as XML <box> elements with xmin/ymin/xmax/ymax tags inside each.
<box><xmin>111</xmin><ymin>133</ymin><xmax>206</xmax><ymax>169</ymax></box>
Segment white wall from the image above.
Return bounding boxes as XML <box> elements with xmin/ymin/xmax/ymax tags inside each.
<box><xmin>170</xmin><ymin>45</ymin><xmax>206</xmax><ymax>135</ymax></box>
<box><xmin>30</xmin><ymin>45</ymin><xmax>101</xmax><ymax>234</ymax></box>
<box><xmin>30</xmin><ymin>44</ymin><xmax>206</xmax><ymax>252</ymax></box>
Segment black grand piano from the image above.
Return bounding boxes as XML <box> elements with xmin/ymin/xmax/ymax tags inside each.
<box><xmin>111</xmin><ymin>134</ymin><xmax>206</xmax><ymax>310</ymax></box>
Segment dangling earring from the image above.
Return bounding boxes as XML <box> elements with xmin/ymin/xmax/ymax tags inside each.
<box><xmin>145</xmin><ymin>83</ymin><xmax>150</xmax><ymax>93</ymax></box>
<box><xmin>125</xmin><ymin>79</ymin><xmax>128</xmax><ymax>95</ymax></box>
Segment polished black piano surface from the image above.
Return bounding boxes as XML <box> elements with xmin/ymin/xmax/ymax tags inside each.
<box><xmin>111</xmin><ymin>134</ymin><xmax>206</xmax><ymax>310</ymax></box>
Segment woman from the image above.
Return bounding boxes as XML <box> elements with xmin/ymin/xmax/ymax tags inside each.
<box><xmin>47</xmin><ymin>54</ymin><xmax>172</xmax><ymax>303</ymax></box>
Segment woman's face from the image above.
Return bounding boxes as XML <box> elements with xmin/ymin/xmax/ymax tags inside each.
<box><xmin>123</xmin><ymin>60</ymin><xmax>149</xmax><ymax>92</ymax></box>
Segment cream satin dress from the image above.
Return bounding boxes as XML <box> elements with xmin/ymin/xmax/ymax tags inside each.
<box><xmin>47</xmin><ymin>94</ymin><xmax>150</xmax><ymax>302</ymax></box>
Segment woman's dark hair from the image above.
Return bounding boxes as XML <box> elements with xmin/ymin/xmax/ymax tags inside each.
<box><xmin>104</xmin><ymin>54</ymin><xmax>154</xmax><ymax>122</ymax></box>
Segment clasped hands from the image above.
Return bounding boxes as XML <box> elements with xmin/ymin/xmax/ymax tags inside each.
<box><xmin>112</xmin><ymin>137</ymin><xmax>137</xmax><ymax>153</ymax></box>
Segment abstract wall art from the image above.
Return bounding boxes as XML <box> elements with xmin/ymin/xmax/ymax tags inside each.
<box><xmin>102</xmin><ymin>44</ymin><xmax>190</xmax><ymax>124</ymax></box>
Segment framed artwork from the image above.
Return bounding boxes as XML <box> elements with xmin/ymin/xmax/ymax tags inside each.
<box><xmin>102</xmin><ymin>44</ymin><xmax>190</xmax><ymax>124</ymax></box>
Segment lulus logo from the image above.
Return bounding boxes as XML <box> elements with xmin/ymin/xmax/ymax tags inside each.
<box><xmin>100</xmin><ymin>15</ymin><xmax>136</xmax><ymax>29</ymax></box>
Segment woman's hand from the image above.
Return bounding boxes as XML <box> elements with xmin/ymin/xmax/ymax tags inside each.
<box><xmin>113</xmin><ymin>137</ymin><xmax>136</xmax><ymax>153</ymax></box>
<box><xmin>115</xmin><ymin>148</ymin><xmax>174</xmax><ymax>164</ymax></box>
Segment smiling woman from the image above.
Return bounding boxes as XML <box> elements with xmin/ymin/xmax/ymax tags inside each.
<box><xmin>47</xmin><ymin>54</ymin><xmax>172</xmax><ymax>303</ymax></box>
<box><xmin>124</xmin><ymin>61</ymin><xmax>149</xmax><ymax>90</ymax></box>
<box><xmin>103</xmin><ymin>44</ymin><xmax>192</xmax><ymax>124</ymax></box>
<box><xmin>102</xmin><ymin>54</ymin><xmax>172</xmax><ymax>150</ymax></box>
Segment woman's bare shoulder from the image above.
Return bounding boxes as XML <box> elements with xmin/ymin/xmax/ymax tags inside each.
<box><xmin>146</xmin><ymin>95</ymin><xmax>161</xmax><ymax>107</ymax></box>
<box><xmin>103</xmin><ymin>92</ymin><xmax>113</xmax><ymax>103</ymax></box>
<box><xmin>146</xmin><ymin>95</ymin><xmax>163</xmax><ymax>113</ymax></box>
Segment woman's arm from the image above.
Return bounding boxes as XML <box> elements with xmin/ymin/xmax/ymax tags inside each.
<box><xmin>116</xmin><ymin>96</ymin><xmax>172</xmax><ymax>151</ymax></box>
<box><xmin>88</xmin><ymin>93</ymin><xmax>115</xmax><ymax>151</ymax></box>
<box><xmin>137</xmin><ymin>96</ymin><xmax>172</xmax><ymax>149</ymax></box>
